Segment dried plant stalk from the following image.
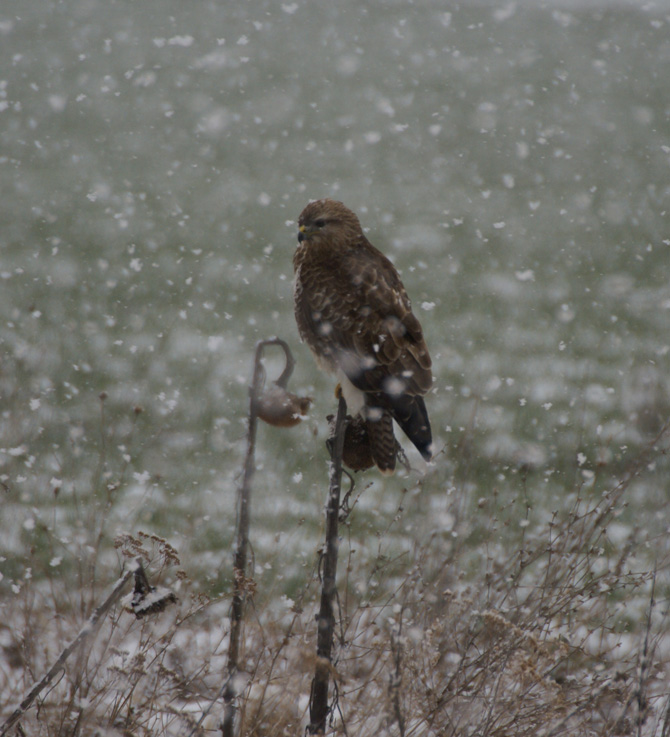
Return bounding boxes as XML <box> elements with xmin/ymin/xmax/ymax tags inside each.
<box><xmin>309</xmin><ymin>394</ymin><xmax>347</xmax><ymax>735</ymax></box>
<box><xmin>222</xmin><ymin>337</ymin><xmax>297</xmax><ymax>737</ymax></box>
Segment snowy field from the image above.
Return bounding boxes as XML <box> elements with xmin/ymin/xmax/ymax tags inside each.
<box><xmin>1</xmin><ymin>1</ymin><xmax>670</xmax><ymax>734</ymax></box>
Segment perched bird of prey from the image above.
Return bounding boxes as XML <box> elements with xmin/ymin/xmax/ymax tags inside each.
<box><xmin>293</xmin><ymin>198</ymin><xmax>433</xmax><ymax>474</ymax></box>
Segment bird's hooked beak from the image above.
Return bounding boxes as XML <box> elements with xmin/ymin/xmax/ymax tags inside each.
<box><xmin>297</xmin><ymin>224</ymin><xmax>307</xmax><ymax>243</ymax></box>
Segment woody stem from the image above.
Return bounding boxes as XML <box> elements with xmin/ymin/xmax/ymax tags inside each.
<box><xmin>309</xmin><ymin>393</ymin><xmax>347</xmax><ymax>734</ymax></box>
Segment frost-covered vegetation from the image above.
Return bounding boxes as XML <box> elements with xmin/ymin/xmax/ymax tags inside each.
<box><xmin>2</xmin><ymin>438</ymin><xmax>669</xmax><ymax>734</ymax></box>
<box><xmin>2</xmin><ymin>0</ymin><xmax>670</xmax><ymax>734</ymax></box>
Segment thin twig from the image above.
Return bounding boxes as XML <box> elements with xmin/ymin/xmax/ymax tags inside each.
<box><xmin>389</xmin><ymin>614</ymin><xmax>406</xmax><ymax>737</ymax></box>
<box><xmin>183</xmin><ymin>672</ymin><xmax>234</xmax><ymax>737</ymax></box>
<box><xmin>636</xmin><ymin>569</ymin><xmax>656</xmax><ymax>736</ymax></box>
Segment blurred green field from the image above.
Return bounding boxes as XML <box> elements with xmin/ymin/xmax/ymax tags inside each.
<box><xmin>2</xmin><ymin>0</ymin><xmax>669</xmax><ymax>588</ymax></box>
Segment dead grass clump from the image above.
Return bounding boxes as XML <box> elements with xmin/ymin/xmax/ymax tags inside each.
<box><xmin>2</xmin><ymin>424</ymin><xmax>669</xmax><ymax>736</ymax></box>
<box><xmin>1</xmin><ymin>497</ymin><xmax>667</xmax><ymax>736</ymax></box>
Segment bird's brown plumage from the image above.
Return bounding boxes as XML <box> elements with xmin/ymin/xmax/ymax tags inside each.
<box><xmin>293</xmin><ymin>198</ymin><xmax>433</xmax><ymax>473</ymax></box>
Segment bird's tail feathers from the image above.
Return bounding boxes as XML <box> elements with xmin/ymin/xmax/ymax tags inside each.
<box><xmin>364</xmin><ymin>408</ymin><xmax>397</xmax><ymax>475</ymax></box>
<box><xmin>369</xmin><ymin>393</ymin><xmax>432</xmax><ymax>461</ymax></box>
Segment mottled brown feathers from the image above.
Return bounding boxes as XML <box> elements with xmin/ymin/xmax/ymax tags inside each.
<box><xmin>293</xmin><ymin>198</ymin><xmax>433</xmax><ymax>473</ymax></box>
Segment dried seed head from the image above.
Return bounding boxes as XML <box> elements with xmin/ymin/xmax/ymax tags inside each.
<box><xmin>257</xmin><ymin>384</ymin><xmax>312</xmax><ymax>427</ymax></box>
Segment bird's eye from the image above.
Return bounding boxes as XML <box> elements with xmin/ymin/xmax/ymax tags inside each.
<box><xmin>314</xmin><ymin>218</ymin><xmax>326</xmax><ymax>228</ymax></box>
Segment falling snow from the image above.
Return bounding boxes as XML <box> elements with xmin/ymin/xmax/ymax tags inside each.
<box><xmin>1</xmin><ymin>2</ymin><xmax>669</xmax><ymax>730</ymax></box>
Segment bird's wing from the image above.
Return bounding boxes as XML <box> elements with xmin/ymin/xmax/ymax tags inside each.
<box><xmin>297</xmin><ymin>242</ymin><xmax>432</xmax><ymax>396</ymax></box>
<box><xmin>344</xmin><ymin>246</ymin><xmax>432</xmax><ymax>392</ymax></box>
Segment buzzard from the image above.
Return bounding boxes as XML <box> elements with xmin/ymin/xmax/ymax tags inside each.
<box><xmin>293</xmin><ymin>198</ymin><xmax>433</xmax><ymax>474</ymax></box>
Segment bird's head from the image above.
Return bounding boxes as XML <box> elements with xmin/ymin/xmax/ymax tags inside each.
<box><xmin>297</xmin><ymin>198</ymin><xmax>363</xmax><ymax>246</ymax></box>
